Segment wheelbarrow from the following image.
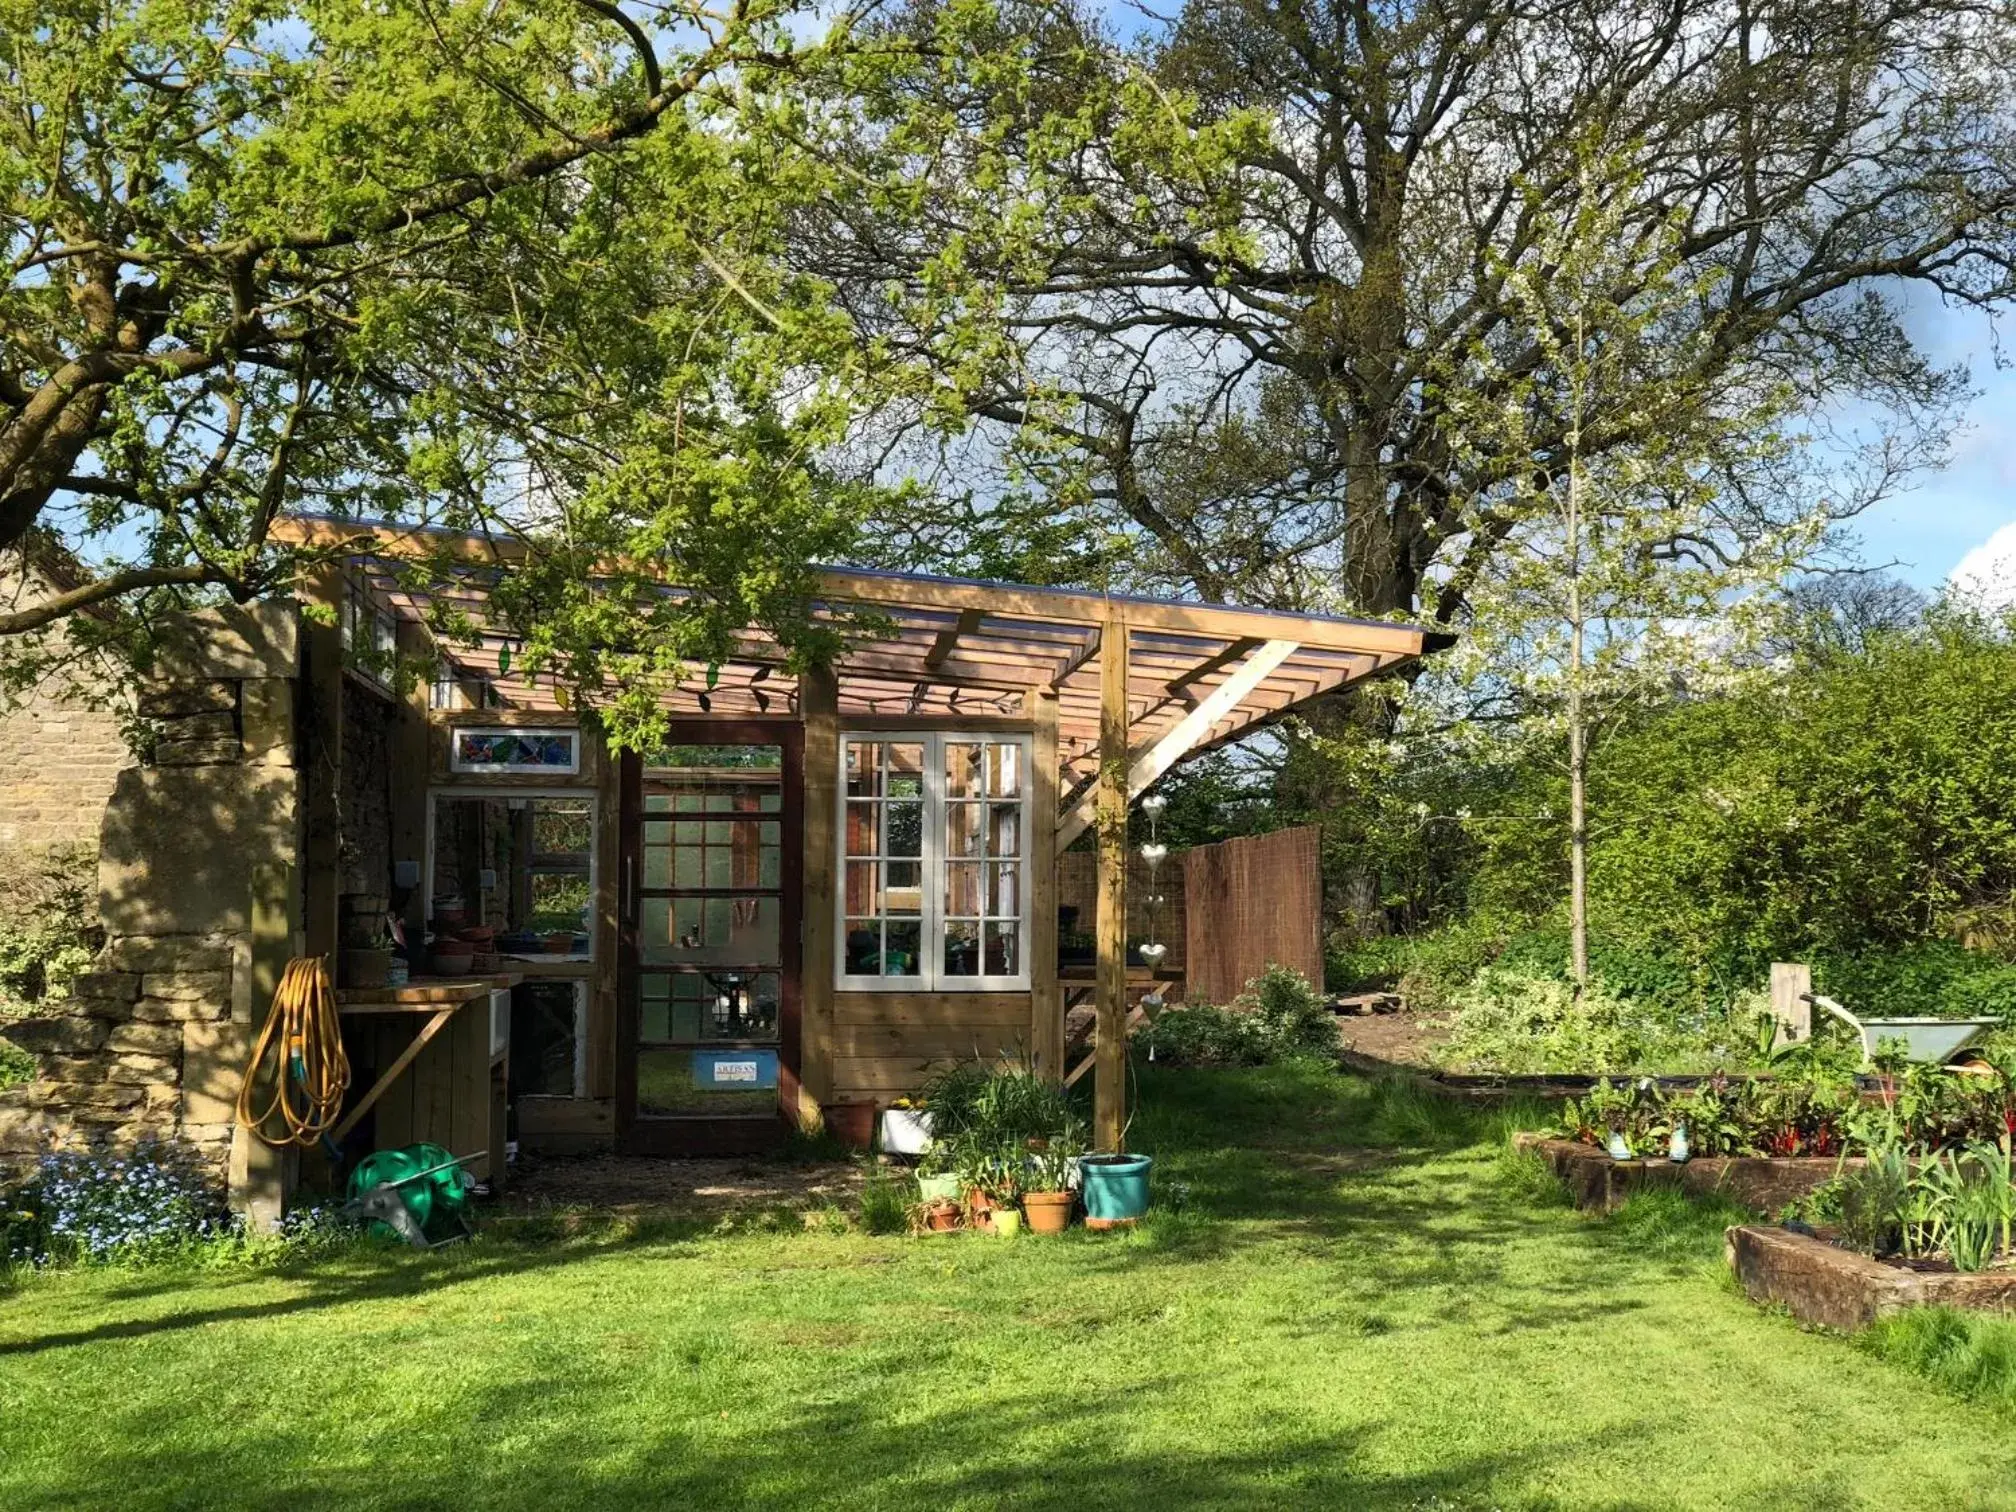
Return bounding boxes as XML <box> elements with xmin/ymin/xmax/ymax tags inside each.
<box><xmin>1803</xmin><ymin>992</ymin><xmax>2001</xmax><ymax>1066</ymax></box>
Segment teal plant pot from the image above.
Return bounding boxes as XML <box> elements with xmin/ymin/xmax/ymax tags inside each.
<box><xmin>916</xmin><ymin>1173</ymin><xmax>961</xmax><ymax>1204</ymax></box>
<box><xmin>1080</xmin><ymin>1154</ymin><xmax>1153</xmax><ymax>1223</ymax></box>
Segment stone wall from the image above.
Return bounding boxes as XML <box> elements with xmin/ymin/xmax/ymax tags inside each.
<box><xmin>0</xmin><ymin>603</ymin><xmax>301</xmax><ymax>1188</ymax></box>
<box><xmin>0</xmin><ymin>677</ymin><xmax>130</xmax><ymax>853</ymax></box>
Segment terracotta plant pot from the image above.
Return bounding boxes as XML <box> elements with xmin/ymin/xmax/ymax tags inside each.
<box><xmin>1023</xmin><ymin>1190</ymin><xmax>1074</xmax><ymax>1235</ymax></box>
<box><xmin>823</xmin><ymin>1100</ymin><xmax>877</xmax><ymax>1149</ymax></box>
<box><xmin>338</xmin><ymin>948</ymin><xmax>392</xmax><ymax>989</ymax></box>
<box><xmin>925</xmin><ymin>1201</ymin><xmax>960</xmax><ymax>1233</ymax></box>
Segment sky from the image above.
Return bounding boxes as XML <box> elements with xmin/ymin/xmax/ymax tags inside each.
<box><xmin>1823</xmin><ymin>295</ymin><xmax>2016</xmax><ymax>605</ymax></box>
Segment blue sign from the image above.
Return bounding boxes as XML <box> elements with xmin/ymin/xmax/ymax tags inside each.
<box><xmin>691</xmin><ymin>1049</ymin><xmax>779</xmax><ymax>1091</ymax></box>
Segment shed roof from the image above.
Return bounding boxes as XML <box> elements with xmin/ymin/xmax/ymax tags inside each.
<box><xmin>273</xmin><ymin>516</ymin><xmax>1449</xmax><ymax>785</ymax></box>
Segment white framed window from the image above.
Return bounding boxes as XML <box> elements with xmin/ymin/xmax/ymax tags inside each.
<box><xmin>838</xmin><ymin>732</ymin><xmax>1031</xmax><ymax>991</ymax></box>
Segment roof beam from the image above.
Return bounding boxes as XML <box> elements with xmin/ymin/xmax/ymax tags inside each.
<box><xmin>1057</xmin><ymin>638</ymin><xmax>1299</xmax><ymax>849</ymax></box>
<box><xmin>924</xmin><ymin>607</ymin><xmax>984</xmax><ymax>671</ymax></box>
<box><xmin>1047</xmin><ymin>624</ymin><xmax>1102</xmax><ymax>690</ymax></box>
<box><xmin>268</xmin><ymin>517</ymin><xmax>1441</xmax><ymax>659</ymax></box>
<box><xmin>1163</xmin><ymin>637</ymin><xmax>1263</xmax><ymax>708</ymax></box>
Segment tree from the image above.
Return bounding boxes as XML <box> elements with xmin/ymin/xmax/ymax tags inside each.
<box><xmin>0</xmin><ymin>0</ymin><xmax>897</xmax><ymax>743</ymax></box>
<box><xmin>1430</xmin><ymin>147</ymin><xmax>1823</xmax><ymax>984</ymax></box>
<box><xmin>813</xmin><ymin>0</ymin><xmax>2001</xmax><ymax>625</ymax></box>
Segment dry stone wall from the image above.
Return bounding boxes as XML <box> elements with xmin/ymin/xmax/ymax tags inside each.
<box><xmin>0</xmin><ymin>603</ymin><xmax>301</xmax><ymax>1187</ymax></box>
<box><xmin>0</xmin><ymin>678</ymin><xmax>128</xmax><ymax>853</ymax></box>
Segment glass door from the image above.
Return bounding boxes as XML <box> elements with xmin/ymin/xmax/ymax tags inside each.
<box><xmin>617</xmin><ymin>728</ymin><xmax>801</xmax><ymax>1153</ymax></box>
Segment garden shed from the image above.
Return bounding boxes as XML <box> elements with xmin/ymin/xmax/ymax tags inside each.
<box><xmin>2</xmin><ymin>517</ymin><xmax>1447</xmax><ymax>1216</ymax></box>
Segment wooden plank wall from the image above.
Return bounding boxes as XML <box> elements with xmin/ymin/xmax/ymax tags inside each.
<box><xmin>829</xmin><ymin>992</ymin><xmax>1034</xmax><ymax>1100</ymax></box>
<box><xmin>1056</xmin><ymin>851</ymin><xmax>1187</xmax><ymax>970</ymax></box>
<box><xmin>354</xmin><ymin>1005</ymin><xmax>504</xmax><ymax>1180</ymax></box>
<box><xmin>1181</xmin><ymin>825</ymin><xmax>1324</xmax><ymax>1005</ymax></box>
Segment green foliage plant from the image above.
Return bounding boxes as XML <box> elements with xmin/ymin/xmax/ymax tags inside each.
<box><xmin>856</xmin><ymin>1169</ymin><xmax>910</xmax><ymax>1237</ymax></box>
<box><xmin>1139</xmin><ymin>964</ymin><xmax>1338</xmax><ymax>1067</ymax></box>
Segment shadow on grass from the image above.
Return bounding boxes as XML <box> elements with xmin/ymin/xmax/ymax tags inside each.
<box><xmin>3</xmin><ymin>1356</ymin><xmax>1665</xmax><ymax>1512</ymax></box>
<box><xmin>0</xmin><ymin>1064</ymin><xmax>1708</xmax><ymax>1365</ymax></box>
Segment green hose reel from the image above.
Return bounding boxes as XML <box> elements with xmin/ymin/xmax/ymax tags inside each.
<box><xmin>344</xmin><ymin>1144</ymin><xmax>478</xmax><ymax>1248</ymax></box>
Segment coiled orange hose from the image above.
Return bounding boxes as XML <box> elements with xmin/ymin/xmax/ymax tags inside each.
<box><xmin>236</xmin><ymin>956</ymin><xmax>351</xmax><ymax>1147</ymax></box>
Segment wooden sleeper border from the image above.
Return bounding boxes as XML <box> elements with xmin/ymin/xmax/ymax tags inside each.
<box><xmin>1726</xmin><ymin>1224</ymin><xmax>2016</xmax><ymax>1330</ymax></box>
<box><xmin>1511</xmin><ymin>1134</ymin><xmax>1854</xmax><ymax>1215</ymax></box>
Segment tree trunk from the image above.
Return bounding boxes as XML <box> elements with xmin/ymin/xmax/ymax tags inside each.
<box><xmin>1568</xmin><ymin>679</ymin><xmax>1589</xmax><ymax>988</ymax></box>
<box><xmin>1566</xmin><ymin>443</ymin><xmax>1589</xmax><ymax>989</ymax></box>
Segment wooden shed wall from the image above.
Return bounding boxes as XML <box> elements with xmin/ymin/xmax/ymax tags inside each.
<box><xmin>828</xmin><ymin>991</ymin><xmax>1035</xmax><ymax>1100</ymax></box>
<box><xmin>1181</xmin><ymin>826</ymin><xmax>1324</xmax><ymax>1004</ymax></box>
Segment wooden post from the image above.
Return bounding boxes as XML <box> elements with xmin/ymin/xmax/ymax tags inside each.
<box><xmin>1770</xmin><ymin>962</ymin><xmax>1813</xmax><ymax>1046</ymax></box>
<box><xmin>300</xmin><ymin>564</ymin><xmax>345</xmax><ymax>961</ymax></box>
<box><xmin>799</xmin><ymin>663</ymin><xmax>840</xmax><ymax>1127</ymax></box>
<box><xmin>1094</xmin><ymin>615</ymin><xmax>1130</xmax><ymax>1152</ymax></box>
<box><xmin>390</xmin><ymin>619</ymin><xmax>433</xmax><ymax>948</ymax></box>
<box><xmin>1029</xmin><ymin>686</ymin><xmax>1063</xmax><ymax>1080</ymax></box>
<box><xmin>230</xmin><ymin>861</ymin><xmax>298</xmax><ymax>1226</ymax></box>
<box><xmin>589</xmin><ymin>728</ymin><xmax>620</xmax><ymax>1101</ymax></box>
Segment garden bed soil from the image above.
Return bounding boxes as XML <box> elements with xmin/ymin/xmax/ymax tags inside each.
<box><xmin>1513</xmin><ymin>1134</ymin><xmax>1855</xmax><ymax>1215</ymax></box>
<box><xmin>1726</xmin><ymin>1224</ymin><xmax>2016</xmax><ymax>1330</ymax></box>
<box><xmin>1334</xmin><ymin>1007</ymin><xmax>1450</xmax><ymax>1068</ymax></box>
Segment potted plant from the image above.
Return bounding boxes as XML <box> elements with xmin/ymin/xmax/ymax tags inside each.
<box><xmin>880</xmin><ymin>1097</ymin><xmax>934</xmax><ymax>1158</ymax></box>
<box><xmin>1022</xmin><ymin>1125</ymin><xmax>1082</xmax><ymax>1235</ymax></box>
<box><xmin>916</xmin><ymin>1141</ymin><xmax>961</xmax><ymax>1205</ymax></box>
<box><xmin>920</xmin><ymin>1198</ymin><xmax>961</xmax><ymax>1233</ymax></box>
<box><xmin>960</xmin><ymin>1138</ymin><xmax>1026</xmax><ymax>1233</ymax></box>
<box><xmin>1079</xmin><ymin>1150</ymin><xmax>1153</xmax><ymax>1228</ymax></box>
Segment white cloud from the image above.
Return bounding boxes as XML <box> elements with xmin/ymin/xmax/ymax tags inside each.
<box><xmin>1949</xmin><ymin>521</ymin><xmax>2016</xmax><ymax>609</ymax></box>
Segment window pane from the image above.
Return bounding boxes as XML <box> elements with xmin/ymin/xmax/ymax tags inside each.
<box><xmin>887</xmin><ymin>743</ymin><xmax>924</xmax><ymax>799</ymax></box>
<box><xmin>944</xmin><ymin>921</ymin><xmax>980</xmax><ymax>977</ymax></box>
<box><xmin>886</xmin><ymin>802</ymin><xmax>923</xmax><ymax>858</ymax></box>
<box><xmin>945</xmin><ymin>861</ymin><xmax>982</xmax><ymax>918</ymax></box>
<box><xmin>884</xmin><ymin>920</ymin><xmax>923</xmax><ymax>976</ymax></box>
<box><xmin>672</xmin><ymin>974</ymin><xmax>708</xmax><ymax>1040</ymax></box>
<box><xmin>845</xmin><ymin>861</ymin><xmax>878</xmax><ymax>916</ymax></box>
<box><xmin>987</xmin><ymin>803</ymin><xmax>1021</xmax><ymax>858</ymax></box>
<box><xmin>946</xmin><ymin>741</ymin><xmax>984</xmax><ymax>799</ymax></box>
<box><xmin>845</xmin><ymin>801</ymin><xmax>878</xmax><ymax>856</ymax></box>
<box><xmin>846</xmin><ymin>742</ymin><xmax>883</xmax><ymax>797</ymax></box>
<box><xmin>637</xmin><ymin>1049</ymin><xmax>777</xmax><ymax>1115</ymax></box>
<box><xmin>987</xmin><ymin>861</ymin><xmax>1020</xmax><ymax>919</ymax></box>
<box><xmin>946</xmin><ymin>801</ymin><xmax>982</xmax><ymax>858</ymax></box>
<box><xmin>844</xmin><ymin>920</ymin><xmax>883</xmax><ymax>975</ymax></box>
<box><xmin>640</xmin><ymin>975</ymin><xmax>671</xmax><ymax>1041</ymax></box>
<box><xmin>642</xmin><ymin>896</ymin><xmax>779</xmax><ymax>966</ymax></box>
<box><xmin>672</xmin><ymin>841</ymin><xmax>700</xmax><ymax>890</ymax></box>
<box><xmin>886</xmin><ymin>863</ymin><xmax>923</xmax><ymax>916</ymax></box>
<box><xmin>985</xmin><ymin>921</ymin><xmax>1019</xmax><ymax>977</ymax></box>
<box><xmin>987</xmin><ymin>742</ymin><xmax>1021</xmax><ymax>798</ymax></box>
<box><xmin>696</xmin><ymin>971</ymin><xmax>779</xmax><ymax>1042</ymax></box>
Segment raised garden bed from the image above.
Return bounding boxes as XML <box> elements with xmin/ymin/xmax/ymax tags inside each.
<box><xmin>1726</xmin><ymin>1224</ymin><xmax>2016</xmax><ymax>1330</ymax></box>
<box><xmin>1513</xmin><ymin>1133</ymin><xmax>1855</xmax><ymax>1214</ymax></box>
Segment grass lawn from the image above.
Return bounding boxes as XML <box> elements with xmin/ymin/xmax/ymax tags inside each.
<box><xmin>5</xmin><ymin>1065</ymin><xmax>2016</xmax><ymax>1510</ymax></box>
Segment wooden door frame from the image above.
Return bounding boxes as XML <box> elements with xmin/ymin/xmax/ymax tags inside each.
<box><xmin>615</xmin><ymin>720</ymin><xmax>804</xmax><ymax>1155</ymax></box>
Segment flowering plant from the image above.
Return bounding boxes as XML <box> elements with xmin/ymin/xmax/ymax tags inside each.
<box><xmin>13</xmin><ymin>1140</ymin><xmax>227</xmax><ymax>1264</ymax></box>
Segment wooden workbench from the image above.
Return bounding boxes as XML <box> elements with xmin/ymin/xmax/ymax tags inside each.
<box><xmin>337</xmin><ymin>975</ymin><xmax>521</xmax><ymax>1188</ymax></box>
